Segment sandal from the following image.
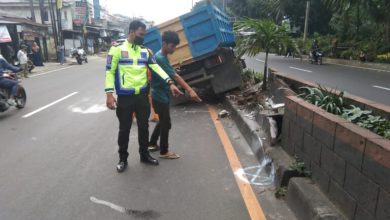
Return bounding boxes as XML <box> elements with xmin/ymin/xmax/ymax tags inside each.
<box><xmin>159</xmin><ymin>151</ymin><xmax>180</xmax><ymax>159</ymax></box>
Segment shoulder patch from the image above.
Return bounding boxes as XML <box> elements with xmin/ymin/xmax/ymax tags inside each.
<box><xmin>121</xmin><ymin>50</ymin><xmax>129</xmax><ymax>58</ymax></box>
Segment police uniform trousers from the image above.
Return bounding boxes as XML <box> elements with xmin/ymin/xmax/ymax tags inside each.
<box><xmin>116</xmin><ymin>92</ymin><xmax>150</xmax><ymax>162</ymax></box>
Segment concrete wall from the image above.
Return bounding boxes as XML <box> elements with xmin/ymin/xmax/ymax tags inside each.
<box><xmin>283</xmin><ymin>95</ymin><xmax>389</xmax><ymax>220</ymax></box>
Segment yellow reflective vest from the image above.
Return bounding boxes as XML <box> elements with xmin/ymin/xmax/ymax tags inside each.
<box><xmin>105</xmin><ymin>40</ymin><xmax>171</xmax><ymax>95</ymax></box>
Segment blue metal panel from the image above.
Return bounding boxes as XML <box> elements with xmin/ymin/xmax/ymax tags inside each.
<box><xmin>144</xmin><ymin>27</ymin><xmax>162</xmax><ymax>54</ymax></box>
<box><xmin>144</xmin><ymin>3</ymin><xmax>235</xmax><ymax>62</ymax></box>
<box><xmin>180</xmin><ymin>4</ymin><xmax>235</xmax><ymax>59</ymax></box>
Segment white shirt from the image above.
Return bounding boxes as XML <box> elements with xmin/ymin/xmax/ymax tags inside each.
<box><xmin>17</xmin><ymin>50</ymin><xmax>28</xmax><ymax>64</ymax></box>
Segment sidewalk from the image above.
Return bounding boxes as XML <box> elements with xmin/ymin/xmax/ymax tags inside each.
<box><xmin>29</xmin><ymin>55</ymin><xmax>102</xmax><ymax>75</ymax></box>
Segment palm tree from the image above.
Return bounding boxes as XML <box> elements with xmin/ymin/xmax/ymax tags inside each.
<box><xmin>235</xmin><ymin>18</ymin><xmax>288</xmax><ymax>90</ymax></box>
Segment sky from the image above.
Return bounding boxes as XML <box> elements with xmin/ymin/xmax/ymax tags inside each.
<box><xmin>99</xmin><ymin>0</ymin><xmax>203</xmax><ymax>25</ymax></box>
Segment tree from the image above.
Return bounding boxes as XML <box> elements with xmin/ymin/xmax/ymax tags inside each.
<box><xmin>235</xmin><ymin>19</ymin><xmax>288</xmax><ymax>90</ymax></box>
<box><xmin>229</xmin><ymin>0</ymin><xmax>332</xmax><ymax>35</ymax></box>
<box><xmin>228</xmin><ymin>0</ymin><xmax>268</xmax><ymax>19</ymax></box>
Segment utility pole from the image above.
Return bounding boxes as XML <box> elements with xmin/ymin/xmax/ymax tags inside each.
<box><xmin>82</xmin><ymin>0</ymin><xmax>89</xmax><ymax>52</ymax></box>
<box><xmin>48</xmin><ymin>0</ymin><xmax>58</xmax><ymax>52</ymax></box>
<box><xmin>303</xmin><ymin>0</ymin><xmax>310</xmax><ymax>42</ymax></box>
<box><xmin>223</xmin><ymin>0</ymin><xmax>226</xmax><ymax>12</ymax></box>
<box><xmin>56</xmin><ymin>0</ymin><xmax>63</xmax><ymax>46</ymax></box>
<box><xmin>39</xmin><ymin>0</ymin><xmax>48</xmax><ymax>61</ymax></box>
<box><xmin>29</xmin><ymin>0</ymin><xmax>36</xmax><ymax>22</ymax></box>
<box><xmin>39</xmin><ymin>0</ymin><xmax>45</xmax><ymax>24</ymax></box>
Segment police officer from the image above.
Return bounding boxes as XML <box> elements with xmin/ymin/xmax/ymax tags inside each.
<box><xmin>105</xmin><ymin>20</ymin><xmax>182</xmax><ymax>172</ymax></box>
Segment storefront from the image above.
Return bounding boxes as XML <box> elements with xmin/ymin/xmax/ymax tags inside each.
<box><xmin>0</xmin><ymin>21</ymin><xmax>18</xmax><ymax>63</ymax></box>
<box><xmin>0</xmin><ymin>16</ymin><xmax>49</xmax><ymax>62</ymax></box>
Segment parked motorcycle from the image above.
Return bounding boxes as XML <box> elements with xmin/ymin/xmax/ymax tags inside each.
<box><xmin>309</xmin><ymin>50</ymin><xmax>323</xmax><ymax>65</ymax></box>
<box><xmin>0</xmin><ymin>72</ymin><xmax>27</xmax><ymax>112</ymax></box>
<box><xmin>70</xmin><ymin>47</ymin><xmax>88</xmax><ymax>65</ymax></box>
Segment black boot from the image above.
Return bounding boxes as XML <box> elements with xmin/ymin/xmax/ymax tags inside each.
<box><xmin>116</xmin><ymin>161</ymin><xmax>128</xmax><ymax>173</ymax></box>
<box><xmin>140</xmin><ymin>154</ymin><xmax>159</xmax><ymax>166</ymax></box>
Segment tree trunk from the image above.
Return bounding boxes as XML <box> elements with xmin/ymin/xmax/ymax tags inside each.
<box><xmin>262</xmin><ymin>50</ymin><xmax>269</xmax><ymax>91</ymax></box>
<box><xmin>356</xmin><ymin>4</ymin><xmax>360</xmax><ymax>37</ymax></box>
<box><xmin>385</xmin><ymin>19</ymin><xmax>390</xmax><ymax>47</ymax></box>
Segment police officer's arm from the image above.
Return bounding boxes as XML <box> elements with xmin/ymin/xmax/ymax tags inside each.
<box><xmin>147</xmin><ymin>51</ymin><xmax>183</xmax><ymax>96</ymax></box>
<box><xmin>105</xmin><ymin>46</ymin><xmax>119</xmax><ymax>109</ymax></box>
<box><xmin>105</xmin><ymin>46</ymin><xmax>119</xmax><ymax>93</ymax></box>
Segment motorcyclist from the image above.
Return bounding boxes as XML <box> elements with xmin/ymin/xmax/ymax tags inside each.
<box><xmin>0</xmin><ymin>54</ymin><xmax>20</xmax><ymax>106</ymax></box>
<box><xmin>311</xmin><ymin>40</ymin><xmax>320</xmax><ymax>63</ymax></box>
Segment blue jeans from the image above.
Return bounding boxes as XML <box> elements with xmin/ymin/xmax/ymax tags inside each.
<box><xmin>0</xmin><ymin>78</ymin><xmax>18</xmax><ymax>97</ymax></box>
<box><xmin>58</xmin><ymin>49</ymin><xmax>64</xmax><ymax>64</ymax></box>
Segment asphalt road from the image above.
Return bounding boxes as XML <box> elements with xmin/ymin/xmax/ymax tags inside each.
<box><xmin>0</xmin><ymin>57</ymin><xmax>289</xmax><ymax>220</ymax></box>
<box><xmin>244</xmin><ymin>54</ymin><xmax>390</xmax><ymax>106</ymax></box>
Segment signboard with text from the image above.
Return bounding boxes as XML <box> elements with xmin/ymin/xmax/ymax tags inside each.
<box><xmin>0</xmin><ymin>25</ymin><xmax>12</xmax><ymax>43</ymax></box>
<box><xmin>73</xmin><ymin>1</ymin><xmax>87</xmax><ymax>26</ymax></box>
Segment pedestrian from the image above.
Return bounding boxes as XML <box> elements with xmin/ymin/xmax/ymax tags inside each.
<box><xmin>105</xmin><ymin>20</ymin><xmax>183</xmax><ymax>173</ymax></box>
<box><xmin>148</xmin><ymin>31</ymin><xmax>202</xmax><ymax>159</ymax></box>
<box><xmin>6</xmin><ymin>44</ymin><xmax>15</xmax><ymax>64</ymax></box>
<box><xmin>359</xmin><ymin>50</ymin><xmax>366</xmax><ymax>62</ymax></box>
<box><xmin>32</xmin><ymin>42</ymin><xmax>44</xmax><ymax>66</ymax></box>
<box><xmin>17</xmin><ymin>45</ymin><xmax>28</xmax><ymax>78</ymax></box>
<box><xmin>57</xmin><ymin>44</ymin><xmax>65</xmax><ymax>65</ymax></box>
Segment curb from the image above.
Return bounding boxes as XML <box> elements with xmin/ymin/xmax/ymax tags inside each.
<box><xmin>223</xmin><ymin>98</ymin><xmax>294</xmax><ymax>187</ymax></box>
<box><xmin>300</xmin><ymin>55</ymin><xmax>390</xmax><ymax>72</ymax></box>
<box><xmin>287</xmin><ymin>178</ymin><xmax>346</xmax><ymax>220</ymax></box>
<box><xmin>225</xmin><ymin>97</ymin><xmax>347</xmax><ymax>220</ymax></box>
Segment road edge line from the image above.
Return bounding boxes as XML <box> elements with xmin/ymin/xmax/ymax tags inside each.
<box><xmin>207</xmin><ymin>105</ymin><xmax>267</xmax><ymax>220</ymax></box>
<box><xmin>30</xmin><ymin>66</ymin><xmax>74</xmax><ymax>78</ymax></box>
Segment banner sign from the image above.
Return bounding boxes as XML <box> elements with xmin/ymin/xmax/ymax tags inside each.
<box><xmin>0</xmin><ymin>25</ymin><xmax>12</xmax><ymax>43</ymax></box>
<box><xmin>73</xmin><ymin>1</ymin><xmax>87</xmax><ymax>26</ymax></box>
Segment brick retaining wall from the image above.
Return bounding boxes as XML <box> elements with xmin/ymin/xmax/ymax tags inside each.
<box><xmin>283</xmin><ymin>95</ymin><xmax>389</xmax><ymax>220</ymax></box>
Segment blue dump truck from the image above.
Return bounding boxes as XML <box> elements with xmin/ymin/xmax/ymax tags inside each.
<box><xmin>144</xmin><ymin>3</ymin><xmax>244</xmax><ymax>102</ymax></box>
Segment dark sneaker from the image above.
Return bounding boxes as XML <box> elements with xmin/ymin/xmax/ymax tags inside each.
<box><xmin>148</xmin><ymin>144</ymin><xmax>160</xmax><ymax>152</ymax></box>
<box><xmin>116</xmin><ymin>161</ymin><xmax>128</xmax><ymax>173</ymax></box>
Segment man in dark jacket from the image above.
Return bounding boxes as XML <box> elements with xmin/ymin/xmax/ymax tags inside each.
<box><xmin>0</xmin><ymin>54</ymin><xmax>20</xmax><ymax>105</ymax></box>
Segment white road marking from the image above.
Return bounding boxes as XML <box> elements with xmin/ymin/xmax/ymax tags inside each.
<box><xmin>90</xmin><ymin>197</ymin><xmax>126</xmax><ymax>214</ymax></box>
<box><xmin>30</xmin><ymin>66</ymin><xmax>74</xmax><ymax>78</ymax></box>
<box><xmin>255</xmin><ymin>59</ymin><xmax>265</xmax><ymax>63</ymax></box>
<box><xmin>234</xmin><ymin>160</ymin><xmax>275</xmax><ymax>186</ymax></box>
<box><xmin>373</xmin><ymin>85</ymin><xmax>390</xmax><ymax>91</ymax></box>
<box><xmin>71</xmin><ymin>104</ymin><xmax>107</xmax><ymax>114</ymax></box>
<box><xmin>289</xmin><ymin>66</ymin><xmax>313</xmax><ymax>73</ymax></box>
<box><xmin>22</xmin><ymin>92</ymin><xmax>78</xmax><ymax>118</ymax></box>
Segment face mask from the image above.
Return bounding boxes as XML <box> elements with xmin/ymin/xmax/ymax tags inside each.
<box><xmin>134</xmin><ymin>36</ymin><xmax>144</xmax><ymax>45</ymax></box>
